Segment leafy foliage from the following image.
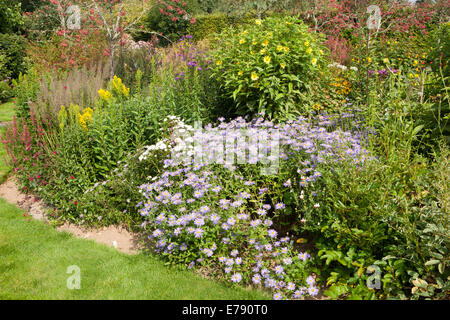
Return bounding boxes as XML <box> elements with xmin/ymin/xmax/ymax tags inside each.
<box><xmin>211</xmin><ymin>16</ymin><xmax>328</xmax><ymax>119</ymax></box>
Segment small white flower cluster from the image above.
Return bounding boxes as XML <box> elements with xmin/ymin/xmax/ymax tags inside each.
<box><xmin>328</xmin><ymin>62</ymin><xmax>358</xmax><ymax>72</ymax></box>
<box><xmin>139</xmin><ymin>116</ymin><xmax>194</xmax><ymax>162</ymax></box>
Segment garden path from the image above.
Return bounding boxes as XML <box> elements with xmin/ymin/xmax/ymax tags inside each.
<box><xmin>0</xmin><ymin>177</ymin><xmax>143</xmax><ymax>254</ymax></box>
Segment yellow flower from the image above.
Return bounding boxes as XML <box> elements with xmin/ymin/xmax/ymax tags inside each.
<box><xmin>78</xmin><ymin>107</ymin><xmax>94</xmax><ymax>130</ymax></box>
<box><xmin>283</xmin><ymin>46</ymin><xmax>290</xmax><ymax>52</ymax></box>
<box><xmin>251</xmin><ymin>72</ymin><xmax>259</xmax><ymax>81</ymax></box>
<box><xmin>367</xmin><ymin>57</ymin><xmax>372</xmax><ymax>63</ymax></box>
<box><xmin>414</xmin><ymin>74</ymin><xmax>419</xmax><ymax>78</ymax></box>
<box><xmin>260</xmin><ymin>48</ymin><xmax>266</xmax><ymax>54</ymax></box>
<box><xmin>383</xmin><ymin>58</ymin><xmax>389</xmax><ymax>64</ymax></box>
<box><xmin>98</xmin><ymin>88</ymin><xmax>112</xmax><ymax>100</ymax></box>
<box><xmin>250</xmin><ymin>50</ymin><xmax>254</xmax><ymax>55</ymax></box>
<box><xmin>306</xmin><ymin>47</ymin><xmax>312</xmax><ymax>54</ymax></box>
<box><xmin>264</xmin><ymin>55</ymin><xmax>271</xmax><ymax>64</ymax></box>
<box><xmin>262</xmin><ymin>40</ymin><xmax>269</xmax><ymax>47</ymax></box>
<box><xmin>238</xmin><ymin>70</ymin><xmax>243</xmax><ymax>76</ymax></box>
<box><xmin>409</xmin><ymin>73</ymin><xmax>413</xmax><ymax>78</ymax></box>
<box><xmin>216</xmin><ymin>60</ymin><xmax>222</xmax><ymax>66</ymax></box>
<box><xmin>311</xmin><ymin>58</ymin><xmax>317</xmax><ymax>66</ymax></box>
<box><xmin>252</xmin><ymin>40</ymin><xmax>257</xmax><ymax>45</ymax></box>
<box><xmin>304</xmin><ymin>40</ymin><xmax>310</xmax><ymax>47</ymax></box>
<box><xmin>122</xmin><ymin>85</ymin><xmax>130</xmax><ymax>97</ymax></box>
<box><xmin>277</xmin><ymin>45</ymin><xmax>283</xmax><ymax>52</ymax></box>
<box><xmin>280</xmin><ymin>62</ymin><xmax>286</xmax><ymax>69</ymax></box>
<box><xmin>239</xmin><ymin>39</ymin><xmax>246</xmax><ymax>44</ymax></box>
<box><xmin>319</xmin><ymin>49</ymin><xmax>323</xmax><ymax>55</ymax></box>
<box><xmin>255</xmin><ymin>19</ymin><xmax>262</xmax><ymax>25</ymax></box>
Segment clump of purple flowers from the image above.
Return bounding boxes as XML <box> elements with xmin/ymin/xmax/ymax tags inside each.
<box><xmin>135</xmin><ymin>114</ymin><xmax>374</xmax><ymax>300</ymax></box>
<box><xmin>171</xmin><ymin>35</ymin><xmax>212</xmax><ymax>81</ymax></box>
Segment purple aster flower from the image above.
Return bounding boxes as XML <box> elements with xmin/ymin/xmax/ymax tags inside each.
<box><xmin>252</xmin><ymin>274</ymin><xmax>261</xmax><ymax>284</ymax></box>
<box><xmin>194</xmin><ymin>218</ymin><xmax>205</xmax><ymax>226</ymax></box>
<box><xmin>231</xmin><ymin>273</ymin><xmax>242</xmax><ymax>283</ymax></box>
<box><xmin>274</xmin><ymin>265</ymin><xmax>284</xmax><ymax>275</ymax></box>
<box><xmin>306</xmin><ymin>275</ymin><xmax>315</xmax><ymax>286</ymax></box>
<box><xmin>267</xmin><ymin>229</ymin><xmax>278</xmax><ymax>238</ymax></box>
<box><xmin>230</xmin><ymin>249</ymin><xmax>239</xmax><ymax>257</ymax></box>
<box><xmin>250</xmin><ymin>219</ymin><xmax>261</xmax><ymax>228</ymax></box>
<box><xmin>275</xmin><ymin>203</ymin><xmax>285</xmax><ymax>210</ymax></box>
<box><xmin>308</xmin><ymin>286</ymin><xmax>319</xmax><ymax>296</ymax></box>
<box><xmin>265</xmin><ymin>278</ymin><xmax>276</xmax><ymax>288</ymax></box>
<box><xmin>199</xmin><ymin>206</ymin><xmax>210</xmax><ymax>214</ymax></box>
<box><xmin>287</xmin><ymin>282</ymin><xmax>296</xmax><ymax>291</ymax></box>
<box><xmin>210</xmin><ymin>213</ymin><xmax>220</xmax><ymax>224</ymax></box>
<box><xmin>194</xmin><ymin>228</ymin><xmax>203</xmax><ymax>238</ymax></box>
<box><xmin>256</xmin><ymin>208</ymin><xmax>267</xmax><ymax>216</ymax></box>
<box><xmin>227</xmin><ymin>217</ymin><xmax>236</xmax><ymax>226</ymax></box>
<box><xmin>273</xmin><ymin>292</ymin><xmax>283</xmax><ymax>300</ymax></box>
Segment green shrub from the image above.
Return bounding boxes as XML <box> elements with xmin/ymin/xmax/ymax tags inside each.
<box><xmin>210</xmin><ymin>16</ymin><xmax>328</xmax><ymax>119</ymax></box>
<box><xmin>0</xmin><ymin>33</ymin><xmax>28</xmax><ymax>79</ymax></box>
<box><xmin>187</xmin><ymin>13</ymin><xmax>252</xmax><ymax>41</ymax></box>
<box><xmin>138</xmin><ymin>0</ymin><xmax>200</xmax><ymax>47</ymax></box>
<box><xmin>0</xmin><ymin>80</ymin><xmax>13</xmax><ymax>103</ymax></box>
<box><xmin>0</xmin><ymin>0</ymin><xmax>24</xmax><ymax>34</ymax></box>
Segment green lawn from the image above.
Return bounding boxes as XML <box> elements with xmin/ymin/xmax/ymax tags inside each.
<box><xmin>0</xmin><ymin>100</ymin><xmax>15</xmax><ymax>183</ymax></box>
<box><xmin>0</xmin><ymin>100</ymin><xmax>16</xmax><ymax>123</ymax></box>
<box><xmin>0</xmin><ymin>198</ymin><xmax>268</xmax><ymax>300</ymax></box>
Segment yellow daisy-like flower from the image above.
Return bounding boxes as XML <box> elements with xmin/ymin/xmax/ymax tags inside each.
<box><xmin>367</xmin><ymin>57</ymin><xmax>372</xmax><ymax>63</ymax></box>
<box><xmin>306</xmin><ymin>48</ymin><xmax>312</xmax><ymax>54</ymax></box>
<box><xmin>252</xmin><ymin>40</ymin><xmax>257</xmax><ymax>45</ymax></box>
<box><xmin>262</xmin><ymin>40</ymin><xmax>269</xmax><ymax>47</ymax></box>
<box><xmin>311</xmin><ymin>58</ymin><xmax>317</xmax><ymax>66</ymax></box>
<box><xmin>264</xmin><ymin>55</ymin><xmax>271</xmax><ymax>64</ymax></box>
<box><xmin>251</xmin><ymin>72</ymin><xmax>259</xmax><ymax>81</ymax></box>
<box><xmin>277</xmin><ymin>45</ymin><xmax>283</xmax><ymax>52</ymax></box>
<box><xmin>413</xmin><ymin>60</ymin><xmax>418</xmax><ymax>66</ymax></box>
<box><xmin>319</xmin><ymin>49</ymin><xmax>323</xmax><ymax>55</ymax></box>
<box><xmin>239</xmin><ymin>39</ymin><xmax>246</xmax><ymax>44</ymax></box>
<box><xmin>216</xmin><ymin>60</ymin><xmax>223</xmax><ymax>66</ymax></box>
<box><xmin>280</xmin><ymin>62</ymin><xmax>286</xmax><ymax>69</ymax></box>
<box><xmin>250</xmin><ymin>50</ymin><xmax>254</xmax><ymax>55</ymax></box>
<box><xmin>284</xmin><ymin>46</ymin><xmax>290</xmax><ymax>52</ymax></box>
<box><xmin>414</xmin><ymin>74</ymin><xmax>419</xmax><ymax>78</ymax></box>
<box><xmin>304</xmin><ymin>40</ymin><xmax>310</xmax><ymax>47</ymax></box>
<box><xmin>260</xmin><ymin>48</ymin><xmax>266</xmax><ymax>54</ymax></box>
<box><xmin>238</xmin><ymin>70</ymin><xmax>243</xmax><ymax>76</ymax></box>
<box><xmin>255</xmin><ymin>19</ymin><xmax>262</xmax><ymax>25</ymax></box>
<box><xmin>409</xmin><ymin>73</ymin><xmax>413</xmax><ymax>78</ymax></box>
